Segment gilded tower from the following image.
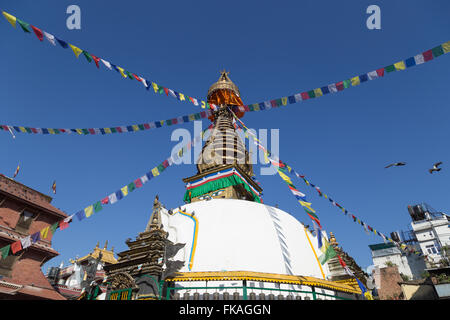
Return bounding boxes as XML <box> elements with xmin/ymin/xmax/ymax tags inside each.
<box><xmin>182</xmin><ymin>71</ymin><xmax>263</xmax><ymax>203</ymax></box>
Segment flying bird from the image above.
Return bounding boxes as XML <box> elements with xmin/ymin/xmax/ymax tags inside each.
<box><xmin>429</xmin><ymin>162</ymin><xmax>443</xmax><ymax>174</ymax></box>
<box><xmin>384</xmin><ymin>162</ymin><xmax>406</xmax><ymax>169</ymax></box>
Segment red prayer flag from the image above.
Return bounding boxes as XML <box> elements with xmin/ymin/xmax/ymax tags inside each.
<box><xmin>101</xmin><ymin>197</ymin><xmax>109</xmax><ymax>205</ymax></box>
<box><xmin>31</xmin><ymin>25</ymin><xmax>44</xmax><ymax>41</ymax></box>
<box><xmin>91</xmin><ymin>54</ymin><xmax>101</xmax><ymax>68</ymax></box>
<box><xmin>59</xmin><ymin>221</ymin><xmax>69</xmax><ymax>230</ymax></box>
<box><xmin>335</xmin><ymin>82</ymin><xmax>344</xmax><ymax>91</ymax></box>
<box><xmin>132</xmin><ymin>74</ymin><xmax>142</xmax><ymax>82</ymax></box>
<box><xmin>243</xmin><ymin>105</ymin><xmax>250</xmax><ymax>112</ymax></box>
<box><xmin>134</xmin><ymin>178</ymin><xmax>143</xmax><ymax>188</ymax></box>
<box><xmin>88</xmin><ymin>128</ymin><xmax>95</xmax><ymax>134</ymax></box>
<box><xmin>143</xmin><ymin>123</ymin><xmax>150</xmax><ymax>130</ymax></box>
<box><xmin>376</xmin><ymin>68</ymin><xmax>385</xmax><ymax>77</ymax></box>
<box><xmin>11</xmin><ymin>240</ymin><xmax>22</xmax><ymax>254</ymax></box>
<box><xmin>164</xmin><ymin>87</ymin><xmax>169</xmax><ymax>96</ymax></box>
<box><xmin>337</xmin><ymin>254</ymin><xmax>347</xmax><ymax>268</ymax></box>
<box><xmin>423</xmin><ymin>49</ymin><xmax>433</xmax><ymax>62</ymax></box>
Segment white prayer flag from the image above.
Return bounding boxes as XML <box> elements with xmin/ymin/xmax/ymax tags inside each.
<box><xmin>367</xmin><ymin>70</ymin><xmax>378</xmax><ymax>80</ymax></box>
<box><xmin>414</xmin><ymin>54</ymin><xmax>425</xmax><ymax>65</ymax></box>
<box><xmin>20</xmin><ymin>236</ymin><xmax>32</xmax><ymax>249</ymax></box>
<box><xmin>101</xmin><ymin>59</ymin><xmax>112</xmax><ymax>70</ymax></box>
<box><xmin>43</xmin><ymin>32</ymin><xmax>56</xmax><ymax>46</ymax></box>
<box><xmin>108</xmin><ymin>193</ymin><xmax>118</xmax><ymax>204</ymax></box>
<box><xmin>328</xmin><ymin>83</ymin><xmax>338</xmax><ymax>93</ymax></box>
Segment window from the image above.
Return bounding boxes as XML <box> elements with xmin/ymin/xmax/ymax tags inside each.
<box><xmin>0</xmin><ymin>249</ymin><xmax>19</xmax><ymax>277</ymax></box>
<box><xmin>15</xmin><ymin>210</ymin><xmax>35</xmax><ymax>233</ymax></box>
<box><xmin>426</xmin><ymin>244</ymin><xmax>438</xmax><ymax>255</ymax></box>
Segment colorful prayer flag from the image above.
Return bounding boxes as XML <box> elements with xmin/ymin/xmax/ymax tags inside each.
<box><xmin>30</xmin><ymin>25</ymin><xmax>44</xmax><ymax>41</ymax></box>
<box><xmin>2</xmin><ymin>11</ymin><xmax>17</xmax><ymax>28</ymax></box>
<box><xmin>69</xmin><ymin>44</ymin><xmax>83</xmax><ymax>58</ymax></box>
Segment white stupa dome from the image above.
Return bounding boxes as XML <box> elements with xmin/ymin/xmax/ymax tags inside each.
<box><xmin>161</xmin><ymin>199</ymin><xmax>330</xmax><ymax>279</ymax></box>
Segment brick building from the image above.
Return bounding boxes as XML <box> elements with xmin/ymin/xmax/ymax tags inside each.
<box><xmin>0</xmin><ymin>174</ymin><xmax>68</xmax><ymax>300</ymax></box>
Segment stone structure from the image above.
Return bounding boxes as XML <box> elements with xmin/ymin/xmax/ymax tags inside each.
<box><xmin>327</xmin><ymin>232</ymin><xmax>368</xmax><ymax>286</ymax></box>
<box><xmin>103</xmin><ymin>196</ymin><xmax>185</xmax><ymax>300</ymax></box>
<box><xmin>0</xmin><ymin>174</ymin><xmax>67</xmax><ymax>300</ymax></box>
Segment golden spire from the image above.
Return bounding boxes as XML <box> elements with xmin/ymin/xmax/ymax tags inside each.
<box><xmin>329</xmin><ymin>232</ymin><xmax>338</xmax><ymax>247</ymax></box>
<box><xmin>207</xmin><ymin>70</ymin><xmax>241</xmax><ymax>100</ymax></box>
<box><xmin>104</xmin><ymin>240</ymin><xmax>108</xmax><ymax>250</ymax></box>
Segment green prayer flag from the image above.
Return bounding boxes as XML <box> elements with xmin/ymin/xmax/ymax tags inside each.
<box><xmin>1</xmin><ymin>245</ymin><xmax>10</xmax><ymax>259</ymax></box>
<box><xmin>111</xmin><ymin>127</ymin><xmax>117</xmax><ymax>133</ymax></box>
<box><xmin>138</xmin><ymin>124</ymin><xmax>145</xmax><ymax>131</ymax></box>
<box><xmin>157</xmin><ymin>164</ymin><xmax>165</xmax><ymax>172</ymax></box>
<box><xmin>93</xmin><ymin>201</ymin><xmax>103</xmax><ymax>213</ymax></box>
<box><xmin>385</xmin><ymin>65</ymin><xmax>396</xmax><ymax>73</ymax></box>
<box><xmin>17</xmin><ymin>19</ymin><xmax>31</xmax><ymax>33</ymax></box>
<box><xmin>166</xmin><ymin>119</ymin><xmax>172</xmax><ymax>126</ymax></box>
<box><xmin>125</xmin><ymin>71</ymin><xmax>134</xmax><ymax>79</ymax></box>
<box><xmin>50</xmin><ymin>222</ymin><xmax>58</xmax><ymax>235</ymax></box>
<box><xmin>431</xmin><ymin>45</ymin><xmax>444</xmax><ymax>58</ymax></box>
<box><xmin>307</xmin><ymin>90</ymin><xmax>315</xmax><ymax>99</ymax></box>
<box><xmin>127</xmin><ymin>182</ymin><xmax>136</xmax><ymax>192</ymax></box>
<box><xmin>158</xmin><ymin>86</ymin><xmax>164</xmax><ymax>94</ymax></box>
<box><xmin>82</xmin><ymin>128</ymin><xmax>89</xmax><ymax>135</ymax></box>
<box><xmin>319</xmin><ymin>244</ymin><xmax>337</xmax><ymax>265</ymax></box>
<box><xmin>194</xmin><ymin>113</ymin><xmax>201</xmax><ymax>120</ymax></box>
<box><xmin>343</xmin><ymin>79</ymin><xmax>351</xmax><ymax>88</ymax></box>
<box><xmin>82</xmin><ymin>51</ymin><xmax>93</xmax><ymax>63</ymax></box>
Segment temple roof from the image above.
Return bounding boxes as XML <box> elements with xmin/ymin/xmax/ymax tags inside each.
<box><xmin>75</xmin><ymin>241</ymin><xmax>117</xmax><ymax>265</ymax></box>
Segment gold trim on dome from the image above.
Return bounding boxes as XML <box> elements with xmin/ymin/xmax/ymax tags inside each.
<box><xmin>165</xmin><ymin>271</ymin><xmax>362</xmax><ymax>294</ymax></box>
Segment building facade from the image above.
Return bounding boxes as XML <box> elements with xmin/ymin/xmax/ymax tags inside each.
<box><xmin>0</xmin><ymin>174</ymin><xmax>67</xmax><ymax>300</ymax></box>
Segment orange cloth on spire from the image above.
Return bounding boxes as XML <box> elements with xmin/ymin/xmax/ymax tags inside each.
<box><xmin>207</xmin><ymin>89</ymin><xmax>245</xmax><ymax>121</ymax></box>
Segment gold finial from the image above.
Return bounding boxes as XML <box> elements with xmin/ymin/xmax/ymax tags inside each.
<box><xmin>96</xmin><ymin>241</ymin><xmax>99</xmax><ymax>248</ymax></box>
<box><xmin>111</xmin><ymin>246</ymin><xmax>114</xmax><ymax>252</ymax></box>
<box><xmin>329</xmin><ymin>232</ymin><xmax>338</xmax><ymax>246</ymax></box>
<box><xmin>104</xmin><ymin>240</ymin><xmax>108</xmax><ymax>249</ymax></box>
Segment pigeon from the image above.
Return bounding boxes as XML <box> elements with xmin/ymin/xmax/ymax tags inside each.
<box><xmin>429</xmin><ymin>162</ymin><xmax>443</xmax><ymax>174</ymax></box>
<box><xmin>385</xmin><ymin>162</ymin><xmax>406</xmax><ymax>169</ymax></box>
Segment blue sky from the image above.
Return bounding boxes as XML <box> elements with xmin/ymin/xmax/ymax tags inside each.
<box><xmin>1</xmin><ymin>0</ymin><xmax>449</xmax><ymax>273</ymax></box>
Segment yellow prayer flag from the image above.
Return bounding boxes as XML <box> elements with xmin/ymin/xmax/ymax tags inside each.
<box><xmin>152</xmin><ymin>82</ymin><xmax>159</xmax><ymax>93</ymax></box>
<box><xmin>188</xmin><ymin>114</ymin><xmax>196</xmax><ymax>121</ymax></box>
<box><xmin>40</xmin><ymin>226</ymin><xmax>50</xmax><ymax>239</ymax></box>
<box><xmin>132</xmin><ymin>125</ymin><xmax>139</xmax><ymax>131</ymax></box>
<box><xmin>277</xmin><ymin>171</ymin><xmax>293</xmax><ymax>184</ymax></box>
<box><xmin>394</xmin><ymin>61</ymin><xmax>406</xmax><ymax>71</ymax></box>
<box><xmin>313</xmin><ymin>88</ymin><xmax>323</xmax><ymax>97</ymax></box>
<box><xmin>299</xmin><ymin>201</ymin><xmax>315</xmax><ymax>213</ymax></box>
<box><xmin>2</xmin><ymin>11</ymin><xmax>16</xmax><ymax>28</ymax></box>
<box><xmin>443</xmin><ymin>41</ymin><xmax>450</xmax><ymax>54</ymax></box>
<box><xmin>281</xmin><ymin>97</ymin><xmax>288</xmax><ymax>105</ymax></box>
<box><xmin>104</xmin><ymin>128</ymin><xmax>112</xmax><ymax>134</ymax></box>
<box><xmin>351</xmin><ymin>76</ymin><xmax>360</xmax><ymax>86</ymax></box>
<box><xmin>179</xmin><ymin>93</ymin><xmax>185</xmax><ymax>101</ymax></box>
<box><xmin>69</xmin><ymin>44</ymin><xmax>83</xmax><ymax>58</ymax></box>
<box><xmin>201</xmin><ymin>101</ymin><xmax>206</xmax><ymax>109</ymax></box>
<box><xmin>263</xmin><ymin>152</ymin><xmax>269</xmax><ymax>164</ymax></box>
<box><xmin>323</xmin><ymin>194</ymin><xmax>328</xmax><ymax>198</ymax></box>
<box><xmin>84</xmin><ymin>205</ymin><xmax>94</xmax><ymax>218</ymax></box>
<box><xmin>75</xmin><ymin>129</ymin><xmax>83</xmax><ymax>135</ymax></box>
<box><xmin>19</xmin><ymin>127</ymin><xmax>27</xmax><ymax>133</ymax></box>
<box><xmin>48</xmin><ymin>128</ymin><xmax>55</xmax><ymax>134</ymax></box>
<box><xmin>121</xmin><ymin>186</ymin><xmax>129</xmax><ymax>197</ymax></box>
<box><xmin>117</xmin><ymin>67</ymin><xmax>127</xmax><ymax>78</ymax></box>
<box><xmin>253</xmin><ymin>104</ymin><xmax>260</xmax><ymax>111</ymax></box>
<box><xmin>151</xmin><ymin>167</ymin><xmax>160</xmax><ymax>177</ymax></box>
